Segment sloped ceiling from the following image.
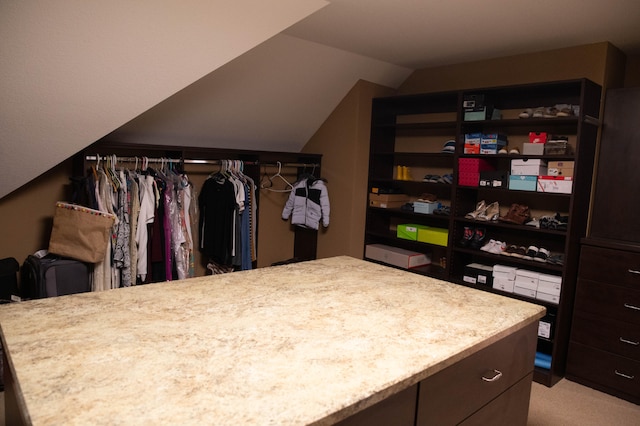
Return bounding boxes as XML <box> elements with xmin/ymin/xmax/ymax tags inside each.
<box><xmin>0</xmin><ymin>0</ymin><xmax>328</xmax><ymax>200</ymax></box>
<box><xmin>2</xmin><ymin>0</ymin><xmax>640</xmax><ymax>200</ymax></box>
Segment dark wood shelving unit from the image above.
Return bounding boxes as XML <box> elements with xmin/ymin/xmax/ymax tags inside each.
<box><xmin>364</xmin><ymin>79</ymin><xmax>602</xmax><ymax>387</ymax></box>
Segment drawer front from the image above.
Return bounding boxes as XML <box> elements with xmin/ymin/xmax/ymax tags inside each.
<box><xmin>575</xmin><ymin>279</ymin><xmax>640</xmax><ymax>326</ymax></box>
<box><xmin>416</xmin><ymin>322</ymin><xmax>537</xmax><ymax>426</ymax></box>
<box><xmin>458</xmin><ymin>373</ymin><xmax>532</xmax><ymax>426</ymax></box>
<box><xmin>567</xmin><ymin>342</ymin><xmax>640</xmax><ymax>400</ymax></box>
<box><xmin>335</xmin><ymin>384</ymin><xmax>417</xmax><ymax>426</ymax></box>
<box><xmin>580</xmin><ymin>245</ymin><xmax>640</xmax><ymax>289</ymax></box>
<box><xmin>571</xmin><ymin>310</ymin><xmax>640</xmax><ymax>361</ymax></box>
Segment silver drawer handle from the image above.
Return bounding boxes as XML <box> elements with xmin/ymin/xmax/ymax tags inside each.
<box><xmin>628</xmin><ymin>269</ymin><xmax>640</xmax><ymax>275</ymax></box>
<box><xmin>482</xmin><ymin>369</ymin><xmax>503</xmax><ymax>382</ymax></box>
<box><xmin>614</xmin><ymin>370</ymin><xmax>635</xmax><ymax>380</ymax></box>
<box><xmin>620</xmin><ymin>337</ymin><xmax>640</xmax><ymax>346</ymax></box>
<box><xmin>624</xmin><ymin>303</ymin><xmax>640</xmax><ymax>311</ymax></box>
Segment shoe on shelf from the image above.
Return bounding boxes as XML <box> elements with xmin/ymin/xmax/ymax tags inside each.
<box><xmin>433</xmin><ymin>206</ymin><xmax>450</xmax><ymax>215</ymax></box>
<box><xmin>459</xmin><ymin>226</ymin><xmax>474</xmax><ymax>247</ymax></box>
<box><xmin>523</xmin><ymin>246</ymin><xmax>539</xmax><ymax>260</ymax></box>
<box><xmin>555</xmin><ymin>104</ymin><xmax>574</xmax><ymax>117</ymax></box>
<box><xmin>519</xmin><ymin>108</ymin><xmax>533</xmax><ymax>119</ymax></box>
<box><xmin>498</xmin><ymin>147</ymin><xmax>508</xmax><ymax>154</ymax></box>
<box><xmin>498</xmin><ymin>203</ymin><xmax>531</xmax><ymax>225</ymax></box>
<box><xmin>543</xmin><ymin>106</ymin><xmax>559</xmax><ymax>118</ymax></box>
<box><xmin>470</xmin><ymin>228</ymin><xmax>487</xmax><ymax>250</ymax></box>
<box><xmin>509</xmin><ymin>147</ymin><xmax>520</xmax><ymax>155</ymax></box>
<box><xmin>510</xmin><ymin>246</ymin><xmax>527</xmax><ymax>258</ymax></box>
<box><xmin>524</xmin><ymin>218</ymin><xmax>540</xmax><ymax>228</ymax></box>
<box><xmin>534</xmin><ymin>247</ymin><xmax>550</xmax><ymax>262</ymax></box>
<box><xmin>480</xmin><ymin>240</ymin><xmax>506</xmax><ymax>255</ymax></box>
<box><xmin>532</xmin><ymin>107</ymin><xmax>545</xmax><ymax>118</ymax></box>
<box><xmin>546</xmin><ymin>253</ymin><xmax>565</xmax><ymax>265</ymax></box>
<box><xmin>465</xmin><ymin>200</ymin><xmax>487</xmax><ymax>219</ymax></box>
<box><xmin>502</xmin><ymin>245</ymin><xmax>519</xmax><ymax>256</ymax></box>
<box><xmin>477</xmin><ymin>201</ymin><xmax>500</xmax><ymax>221</ymax></box>
<box><xmin>438</xmin><ymin>174</ymin><xmax>453</xmax><ymax>184</ymax></box>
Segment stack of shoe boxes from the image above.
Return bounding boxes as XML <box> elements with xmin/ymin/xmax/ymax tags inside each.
<box><xmin>509</xmin><ymin>158</ymin><xmax>547</xmax><ymax>191</ymax></box>
<box><xmin>458</xmin><ymin>158</ymin><xmax>495</xmax><ymax>187</ymax></box>
<box><xmin>492</xmin><ymin>264</ymin><xmax>518</xmax><ymax>292</ymax></box>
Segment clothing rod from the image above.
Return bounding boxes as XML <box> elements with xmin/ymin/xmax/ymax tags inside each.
<box><xmin>84</xmin><ymin>155</ymin><xmax>319</xmax><ymax>168</ymax></box>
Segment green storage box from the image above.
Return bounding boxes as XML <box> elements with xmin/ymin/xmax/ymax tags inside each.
<box><xmin>417</xmin><ymin>227</ymin><xmax>449</xmax><ymax>246</ymax></box>
<box><xmin>397</xmin><ymin>224</ymin><xmax>428</xmax><ymax>241</ymax></box>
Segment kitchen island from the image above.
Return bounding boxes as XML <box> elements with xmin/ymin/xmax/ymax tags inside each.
<box><xmin>0</xmin><ymin>256</ymin><xmax>544</xmax><ymax>425</ymax></box>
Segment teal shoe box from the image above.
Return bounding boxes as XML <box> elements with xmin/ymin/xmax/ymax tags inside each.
<box><xmin>509</xmin><ymin>175</ymin><xmax>537</xmax><ymax>191</ymax></box>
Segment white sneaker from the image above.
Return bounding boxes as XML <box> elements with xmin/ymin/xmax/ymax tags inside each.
<box><xmin>488</xmin><ymin>240</ymin><xmax>506</xmax><ymax>255</ymax></box>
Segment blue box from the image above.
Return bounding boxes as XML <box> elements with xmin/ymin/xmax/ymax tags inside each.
<box><xmin>509</xmin><ymin>175</ymin><xmax>537</xmax><ymax>191</ymax></box>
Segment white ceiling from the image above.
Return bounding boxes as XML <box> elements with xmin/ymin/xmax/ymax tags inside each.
<box><xmin>108</xmin><ymin>0</ymin><xmax>640</xmax><ymax>150</ymax></box>
<box><xmin>2</xmin><ymin>0</ymin><xmax>640</xmax><ymax>199</ymax></box>
<box><xmin>285</xmin><ymin>0</ymin><xmax>640</xmax><ymax>69</ymax></box>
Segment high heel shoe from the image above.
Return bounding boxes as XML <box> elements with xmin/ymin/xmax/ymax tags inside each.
<box><xmin>477</xmin><ymin>202</ymin><xmax>500</xmax><ymax>221</ymax></box>
<box><xmin>465</xmin><ymin>200</ymin><xmax>487</xmax><ymax>219</ymax></box>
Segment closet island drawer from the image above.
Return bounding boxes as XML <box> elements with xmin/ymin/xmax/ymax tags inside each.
<box><xmin>575</xmin><ymin>279</ymin><xmax>640</xmax><ymax>326</ymax></box>
<box><xmin>571</xmin><ymin>310</ymin><xmax>640</xmax><ymax>361</ymax></box>
<box><xmin>580</xmin><ymin>245</ymin><xmax>640</xmax><ymax>289</ymax></box>
<box><xmin>416</xmin><ymin>322</ymin><xmax>537</xmax><ymax>426</ymax></box>
<box><xmin>567</xmin><ymin>342</ymin><xmax>640</xmax><ymax>402</ymax></box>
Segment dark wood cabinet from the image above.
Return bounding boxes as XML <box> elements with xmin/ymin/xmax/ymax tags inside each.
<box><xmin>567</xmin><ymin>87</ymin><xmax>640</xmax><ymax>404</ymax></box>
<box><xmin>567</xmin><ymin>244</ymin><xmax>640</xmax><ymax>404</ymax></box>
<box><xmin>364</xmin><ymin>79</ymin><xmax>602</xmax><ymax>387</ymax></box>
<box><xmin>589</xmin><ymin>87</ymin><xmax>640</xmax><ymax>243</ymax></box>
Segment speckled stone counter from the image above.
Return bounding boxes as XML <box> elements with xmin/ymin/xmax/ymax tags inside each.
<box><xmin>0</xmin><ymin>256</ymin><xmax>544</xmax><ymax>425</ymax></box>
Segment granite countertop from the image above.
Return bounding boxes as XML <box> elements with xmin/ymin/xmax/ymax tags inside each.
<box><xmin>0</xmin><ymin>256</ymin><xmax>545</xmax><ymax>425</ymax></box>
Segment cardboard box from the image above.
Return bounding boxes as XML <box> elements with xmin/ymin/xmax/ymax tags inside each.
<box><xmin>479</xmin><ymin>170</ymin><xmax>508</xmax><ymax>188</ymax></box>
<box><xmin>464</xmin><ymin>133</ymin><xmax>482</xmax><ymax>154</ymax></box>
<box><xmin>522</xmin><ymin>142</ymin><xmax>545</xmax><ymax>156</ymax></box>
<box><xmin>509</xmin><ymin>175</ymin><xmax>537</xmax><ymax>191</ymax></box>
<box><xmin>493</xmin><ymin>264</ymin><xmax>518</xmax><ymax>281</ymax></box>
<box><xmin>536</xmin><ymin>291</ymin><xmax>560</xmax><ymax>304</ymax></box>
<box><xmin>463</xmin><ymin>263</ymin><xmax>493</xmax><ymax>286</ymax></box>
<box><xmin>365</xmin><ymin>244</ymin><xmax>431</xmax><ymax>269</ymax></box>
<box><xmin>529</xmin><ymin>132</ymin><xmax>548</xmax><ymax>143</ymax></box>
<box><xmin>464</xmin><ymin>107</ymin><xmax>501</xmax><ymax>121</ymax></box>
<box><xmin>369</xmin><ymin>193</ymin><xmax>410</xmax><ymax>203</ymax></box>
<box><xmin>458</xmin><ymin>158</ymin><xmax>495</xmax><ymax>187</ymax></box>
<box><xmin>417</xmin><ymin>227</ymin><xmax>448</xmax><ymax>246</ymax></box>
<box><xmin>538</xmin><ymin>313</ymin><xmax>556</xmax><ymax>339</ymax></box>
<box><xmin>397</xmin><ymin>224</ymin><xmax>428</xmax><ymax>241</ymax></box>
<box><xmin>480</xmin><ymin>133</ymin><xmax>507</xmax><ymax>154</ymax></box>
<box><xmin>514</xmin><ymin>286</ymin><xmax>537</xmax><ymax>298</ymax></box>
<box><xmin>537</xmin><ymin>176</ymin><xmax>573</xmax><ymax>194</ymax></box>
<box><xmin>515</xmin><ymin>269</ymin><xmax>540</xmax><ymax>290</ymax></box>
<box><xmin>369</xmin><ymin>200</ymin><xmax>406</xmax><ymax>209</ymax></box>
<box><xmin>492</xmin><ymin>277</ymin><xmax>515</xmax><ymax>293</ymax></box>
<box><xmin>413</xmin><ymin>201</ymin><xmax>437</xmax><ymax>215</ymax></box>
<box><xmin>463</xmin><ymin>94</ymin><xmax>485</xmax><ymax>110</ymax></box>
<box><xmin>548</xmin><ymin>161</ymin><xmax>574</xmax><ymax>177</ymax></box>
<box><xmin>544</xmin><ymin>140</ymin><xmax>571</xmax><ymax>155</ymax></box>
<box><xmin>511</xmin><ymin>159</ymin><xmax>548</xmax><ymax>175</ymax></box>
<box><xmin>537</xmin><ymin>273</ymin><xmax>562</xmax><ymax>296</ymax></box>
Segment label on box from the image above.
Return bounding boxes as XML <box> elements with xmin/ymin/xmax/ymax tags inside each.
<box><xmin>529</xmin><ymin>132</ymin><xmax>548</xmax><ymax>143</ymax></box>
<box><xmin>537</xmin><ymin>176</ymin><xmax>573</xmax><ymax>194</ymax></box>
<box><xmin>538</xmin><ymin>321</ymin><xmax>552</xmax><ymax>339</ymax></box>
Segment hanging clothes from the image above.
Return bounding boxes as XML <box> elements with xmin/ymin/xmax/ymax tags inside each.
<box><xmin>198</xmin><ymin>161</ymin><xmax>256</xmax><ymax>271</ymax></box>
<box><xmin>282</xmin><ymin>177</ymin><xmax>330</xmax><ymax>230</ymax></box>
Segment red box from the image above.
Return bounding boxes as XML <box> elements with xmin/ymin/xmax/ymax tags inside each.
<box><xmin>458</xmin><ymin>158</ymin><xmax>495</xmax><ymax>187</ymax></box>
<box><xmin>529</xmin><ymin>132</ymin><xmax>548</xmax><ymax>144</ymax></box>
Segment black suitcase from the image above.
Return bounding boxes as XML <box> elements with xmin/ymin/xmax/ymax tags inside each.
<box><xmin>20</xmin><ymin>254</ymin><xmax>92</xmax><ymax>299</ymax></box>
<box><xmin>0</xmin><ymin>257</ymin><xmax>20</xmax><ymax>303</ymax></box>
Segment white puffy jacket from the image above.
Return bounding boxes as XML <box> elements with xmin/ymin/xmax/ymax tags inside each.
<box><xmin>282</xmin><ymin>178</ymin><xmax>330</xmax><ymax>230</ymax></box>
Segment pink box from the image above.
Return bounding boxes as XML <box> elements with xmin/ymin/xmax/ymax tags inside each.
<box><xmin>458</xmin><ymin>158</ymin><xmax>494</xmax><ymax>187</ymax></box>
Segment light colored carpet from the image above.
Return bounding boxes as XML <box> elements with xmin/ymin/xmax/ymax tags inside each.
<box><xmin>528</xmin><ymin>379</ymin><xmax>639</xmax><ymax>425</ymax></box>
